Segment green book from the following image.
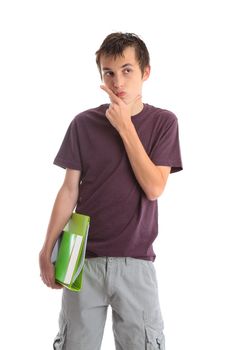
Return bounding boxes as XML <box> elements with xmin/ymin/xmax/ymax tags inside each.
<box><xmin>51</xmin><ymin>212</ymin><xmax>90</xmax><ymax>292</ymax></box>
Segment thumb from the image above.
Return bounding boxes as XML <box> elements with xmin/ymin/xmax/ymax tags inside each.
<box><xmin>135</xmin><ymin>94</ymin><xmax>142</xmax><ymax>102</ymax></box>
<box><xmin>128</xmin><ymin>94</ymin><xmax>142</xmax><ymax>106</ymax></box>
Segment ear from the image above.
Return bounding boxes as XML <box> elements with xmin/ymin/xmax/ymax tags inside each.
<box><xmin>142</xmin><ymin>65</ymin><xmax>151</xmax><ymax>81</ymax></box>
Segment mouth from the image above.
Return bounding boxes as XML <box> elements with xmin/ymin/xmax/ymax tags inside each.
<box><xmin>115</xmin><ymin>91</ymin><xmax>126</xmax><ymax>98</ymax></box>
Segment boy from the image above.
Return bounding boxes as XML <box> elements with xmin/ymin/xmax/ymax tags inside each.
<box><xmin>39</xmin><ymin>32</ymin><xmax>182</xmax><ymax>350</ymax></box>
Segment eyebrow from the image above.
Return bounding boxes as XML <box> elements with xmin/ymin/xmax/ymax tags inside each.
<box><xmin>102</xmin><ymin>63</ymin><xmax>134</xmax><ymax>71</ymax></box>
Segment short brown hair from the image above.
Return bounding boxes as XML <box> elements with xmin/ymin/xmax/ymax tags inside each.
<box><xmin>95</xmin><ymin>32</ymin><xmax>150</xmax><ymax>79</ymax></box>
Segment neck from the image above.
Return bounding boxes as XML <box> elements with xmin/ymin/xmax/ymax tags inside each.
<box><xmin>132</xmin><ymin>101</ymin><xmax>144</xmax><ymax>116</ymax></box>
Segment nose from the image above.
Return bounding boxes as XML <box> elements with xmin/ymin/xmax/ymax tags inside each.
<box><xmin>113</xmin><ymin>73</ymin><xmax>124</xmax><ymax>89</ymax></box>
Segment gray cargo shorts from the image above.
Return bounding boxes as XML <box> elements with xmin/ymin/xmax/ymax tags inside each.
<box><xmin>53</xmin><ymin>257</ymin><xmax>165</xmax><ymax>350</ymax></box>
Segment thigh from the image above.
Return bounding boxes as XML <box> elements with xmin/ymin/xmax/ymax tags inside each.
<box><xmin>111</xmin><ymin>258</ymin><xmax>165</xmax><ymax>350</ymax></box>
<box><xmin>53</xmin><ymin>258</ymin><xmax>109</xmax><ymax>350</ymax></box>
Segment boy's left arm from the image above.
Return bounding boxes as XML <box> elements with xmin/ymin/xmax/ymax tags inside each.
<box><xmin>101</xmin><ymin>85</ymin><xmax>171</xmax><ymax>200</ymax></box>
<box><xmin>119</xmin><ymin>124</ymin><xmax>171</xmax><ymax>200</ymax></box>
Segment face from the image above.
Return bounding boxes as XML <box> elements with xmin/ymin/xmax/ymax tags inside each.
<box><xmin>100</xmin><ymin>46</ymin><xmax>150</xmax><ymax>104</ymax></box>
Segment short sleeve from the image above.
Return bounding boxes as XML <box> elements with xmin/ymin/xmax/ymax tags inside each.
<box><xmin>150</xmin><ymin>112</ymin><xmax>183</xmax><ymax>173</ymax></box>
<box><xmin>53</xmin><ymin>118</ymin><xmax>82</xmax><ymax>170</ymax></box>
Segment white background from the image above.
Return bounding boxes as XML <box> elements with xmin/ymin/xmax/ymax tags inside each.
<box><xmin>1</xmin><ymin>0</ymin><xmax>228</xmax><ymax>349</ymax></box>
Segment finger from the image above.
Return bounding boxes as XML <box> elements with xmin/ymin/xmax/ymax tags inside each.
<box><xmin>53</xmin><ymin>282</ymin><xmax>63</xmax><ymax>289</ymax></box>
<box><xmin>51</xmin><ymin>280</ymin><xmax>63</xmax><ymax>289</ymax></box>
<box><xmin>49</xmin><ymin>267</ymin><xmax>63</xmax><ymax>289</ymax></box>
<box><xmin>42</xmin><ymin>273</ymin><xmax>62</xmax><ymax>289</ymax></box>
<box><xmin>40</xmin><ymin>266</ymin><xmax>58</xmax><ymax>289</ymax></box>
<box><xmin>105</xmin><ymin>108</ymin><xmax>110</xmax><ymax>119</ymax></box>
<box><xmin>100</xmin><ymin>85</ymin><xmax>121</xmax><ymax>104</ymax></box>
<box><xmin>135</xmin><ymin>94</ymin><xmax>142</xmax><ymax>102</ymax></box>
<box><xmin>48</xmin><ymin>268</ymin><xmax>59</xmax><ymax>288</ymax></box>
<box><xmin>100</xmin><ymin>85</ymin><xmax>118</xmax><ymax>102</ymax></box>
<box><xmin>41</xmin><ymin>273</ymin><xmax>50</xmax><ymax>287</ymax></box>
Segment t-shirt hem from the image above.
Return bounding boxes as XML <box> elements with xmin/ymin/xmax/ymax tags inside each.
<box><xmin>53</xmin><ymin>157</ymin><xmax>82</xmax><ymax>171</ymax></box>
<box><xmin>153</xmin><ymin>159</ymin><xmax>183</xmax><ymax>173</ymax></box>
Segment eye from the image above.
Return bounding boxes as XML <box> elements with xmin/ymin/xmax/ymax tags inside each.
<box><xmin>104</xmin><ymin>71</ymin><xmax>113</xmax><ymax>77</ymax></box>
<box><xmin>123</xmin><ymin>68</ymin><xmax>132</xmax><ymax>74</ymax></box>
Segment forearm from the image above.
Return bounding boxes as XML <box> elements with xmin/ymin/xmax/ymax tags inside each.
<box><xmin>100</xmin><ymin>85</ymin><xmax>168</xmax><ymax>199</ymax></box>
<box><xmin>120</xmin><ymin>123</ymin><xmax>165</xmax><ymax>200</ymax></box>
<box><xmin>41</xmin><ymin>185</ymin><xmax>78</xmax><ymax>257</ymax></box>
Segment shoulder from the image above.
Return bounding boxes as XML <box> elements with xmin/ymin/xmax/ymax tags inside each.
<box><xmin>71</xmin><ymin>104</ymin><xmax>109</xmax><ymax>125</ymax></box>
<box><xmin>143</xmin><ymin>104</ymin><xmax>179</xmax><ymax>132</ymax></box>
<box><xmin>146</xmin><ymin>104</ymin><xmax>178</xmax><ymax>123</ymax></box>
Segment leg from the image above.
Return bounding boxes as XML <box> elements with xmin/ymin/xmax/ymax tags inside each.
<box><xmin>110</xmin><ymin>258</ymin><xmax>165</xmax><ymax>350</ymax></box>
<box><xmin>53</xmin><ymin>258</ymin><xmax>109</xmax><ymax>350</ymax></box>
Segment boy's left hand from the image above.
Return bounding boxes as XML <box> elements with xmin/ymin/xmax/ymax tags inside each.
<box><xmin>100</xmin><ymin>85</ymin><xmax>141</xmax><ymax>133</ymax></box>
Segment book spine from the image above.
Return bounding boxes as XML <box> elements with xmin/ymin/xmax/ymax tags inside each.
<box><xmin>63</xmin><ymin>235</ymin><xmax>83</xmax><ymax>284</ymax></box>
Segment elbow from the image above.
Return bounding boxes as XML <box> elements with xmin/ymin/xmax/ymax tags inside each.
<box><xmin>145</xmin><ymin>186</ymin><xmax>164</xmax><ymax>201</ymax></box>
<box><xmin>147</xmin><ymin>195</ymin><xmax>158</xmax><ymax>201</ymax></box>
<box><xmin>146</xmin><ymin>193</ymin><xmax>159</xmax><ymax>201</ymax></box>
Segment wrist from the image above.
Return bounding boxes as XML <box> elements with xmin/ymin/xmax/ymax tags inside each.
<box><xmin>40</xmin><ymin>244</ymin><xmax>52</xmax><ymax>260</ymax></box>
<box><xmin>119</xmin><ymin>120</ymin><xmax>136</xmax><ymax>140</ymax></box>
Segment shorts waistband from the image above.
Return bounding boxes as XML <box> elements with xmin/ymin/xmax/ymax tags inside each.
<box><xmin>85</xmin><ymin>256</ymin><xmax>152</xmax><ymax>265</ymax></box>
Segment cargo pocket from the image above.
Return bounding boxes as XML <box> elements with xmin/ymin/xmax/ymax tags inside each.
<box><xmin>145</xmin><ymin>326</ymin><xmax>165</xmax><ymax>350</ymax></box>
<box><xmin>53</xmin><ymin>314</ymin><xmax>67</xmax><ymax>350</ymax></box>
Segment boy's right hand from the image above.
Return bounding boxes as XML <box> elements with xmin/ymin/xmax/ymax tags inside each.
<box><xmin>39</xmin><ymin>250</ymin><xmax>63</xmax><ymax>289</ymax></box>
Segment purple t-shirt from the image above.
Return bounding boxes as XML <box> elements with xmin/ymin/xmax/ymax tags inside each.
<box><xmin>54</xmin><ymin>103</ymin><xmax>183</xmax><ymax>261</ymax></box>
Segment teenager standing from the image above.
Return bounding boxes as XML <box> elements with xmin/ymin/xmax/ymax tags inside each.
<box><xmin>39</xmin><ymin>32</ymin><xmax>183</xmax><ymax>350</ymax></box>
